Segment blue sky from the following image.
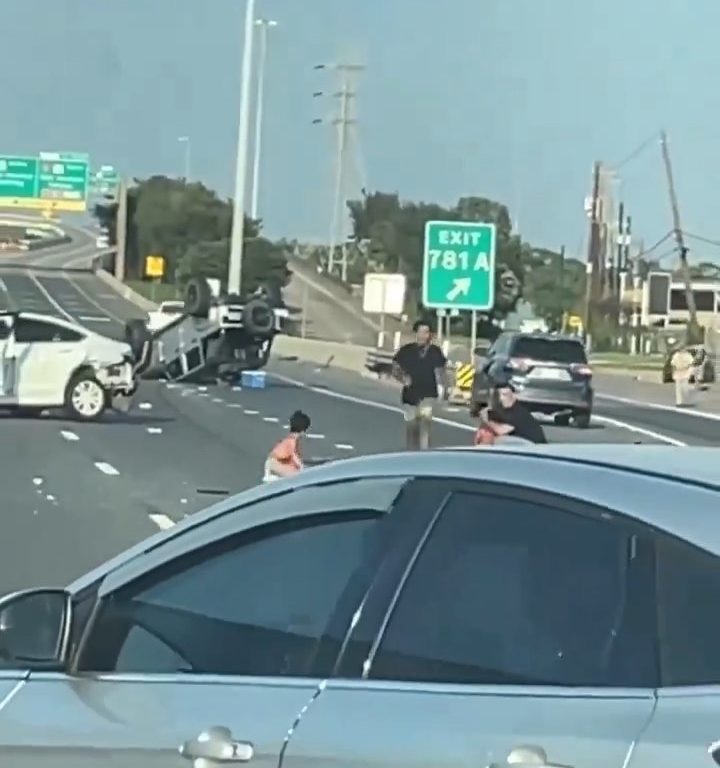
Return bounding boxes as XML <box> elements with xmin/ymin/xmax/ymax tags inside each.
<box><xmin>3</xmin><ymin>0</ymin><xmax>720</xmax><ymax>264</ymax></box>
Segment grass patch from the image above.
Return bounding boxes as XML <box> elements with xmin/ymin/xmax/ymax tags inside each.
<box><xmin>125</xmin><ymin>280</ymin><xmax>181</xmax><ymax>303</ymax></box>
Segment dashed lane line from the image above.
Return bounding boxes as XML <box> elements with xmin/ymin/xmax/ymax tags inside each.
<box><xmin>94</xmin><ymin>461</ymin><xmax>120</xmax><ymax>476</ymax></box>
<box><xmin>60</xmin><ymin>430</ymin><xmax>79</xmax><ymax>442</ymax></box>
<box><xmin>149</xmin><ymin>513</ymin><xmax>175</xmax><ymax>530</ymax></box>
<box><xmin>263</xmin><ymin>416</ymin><xmax>279</xmax><ymax>423</ymax></box>
<box><xmin>147</xmin><ymin>427</ymin><xmax>163</xmax><ymax>434</ymax></box>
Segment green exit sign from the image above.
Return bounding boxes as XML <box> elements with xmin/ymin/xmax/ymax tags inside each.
<box><xmin>422</xmin><ymin>220</ymin><xmax>497</xmax><ymax>311</ymax></box>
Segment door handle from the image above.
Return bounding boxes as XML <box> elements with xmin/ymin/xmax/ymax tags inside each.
<box><xmin>487</xmin><ymin>744</ymin><xmax>573</xmax><ymax>768</ymax></box>
<box><xmin>179</xmin><ymin>726</ymin><xmax>254</xmax><ymax>764</ymax></box>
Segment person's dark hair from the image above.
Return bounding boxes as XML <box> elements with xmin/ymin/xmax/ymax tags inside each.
<box><xmin>289</xmin><ymin>410</ymin><xmax>311</xmax><ymax>433</ymax></box>
<box><xmin>412</xmin><ymin>318</ymin><xmax>433</xmax><ymax>333</ymax></box>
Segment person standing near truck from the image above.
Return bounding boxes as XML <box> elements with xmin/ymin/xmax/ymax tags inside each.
<box><xmin>392</xmin><ymin>319</ymin><xmax>447</xmax><ymax>450</ymax></box>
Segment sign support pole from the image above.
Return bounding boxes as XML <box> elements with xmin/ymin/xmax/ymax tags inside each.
<box><xmin>470</xmin><ymin>310</ymin><xmax>477</xmax><ymax>362</ymax></box>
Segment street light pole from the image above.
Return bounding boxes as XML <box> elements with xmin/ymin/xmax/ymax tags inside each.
<box><xmin>227</xmin><ymin>0</ymin><xmax>256</xmax><ymax>297</ymax></box>
<box><xmin>178</xmin><ymin>136</ymin><xmax>191</xmax><ymax>181</ymax></box>
<box><xmin>250</xmin><ymin>18</ymin><xmax>276</xmax><ymax>221</ymax></box>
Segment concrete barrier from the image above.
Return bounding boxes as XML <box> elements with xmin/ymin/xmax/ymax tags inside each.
<box><xmin>94</xmin><ymin>269</ymin><xmax>157</xmax><ymax>311</ymax></box>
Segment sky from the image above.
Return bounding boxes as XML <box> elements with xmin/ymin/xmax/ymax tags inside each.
<box><xmin>2</xmin><ymin>0</ymin><xmax>720</xmax><ymax>265</ymax></box>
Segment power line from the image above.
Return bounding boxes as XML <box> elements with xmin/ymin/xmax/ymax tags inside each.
<box><xmin>682</xmin><ymin>230</ymin><xmax>720</xmax><ymax>248</ymax></box>
<box><xmin>611</xmin><ymin>132</ymin><xmax>660</xmax><ymax>171</ymax></box>
<box><xmin>636</xmin><ymin>230</ymin><xmax>673</xmax><ymax>260</ymax></box>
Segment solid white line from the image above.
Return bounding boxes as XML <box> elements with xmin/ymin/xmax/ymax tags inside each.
<box><xmin>25</xmin><ymin>272</ymin><xmax>76</xmax><ymax>322</ymax></box>
<box><xmin>66</xmin><ymin>276</ymin><xmax>125</xmax><ymax>324</ymax></box>
<box><xmin>60</xmin><ymin>430</ymin><xmax>79</xmax><ymax>442</ymax></box>
<box><xmin>270</xmin><ymin>372</ymin><xmax>685</xmax><ymax>446</ymax></box>
<box><xmin>149</xmin><ymin>513</ymin><xmax>175</xmax><ymax>530</ymax></box>
<box><xmin>592</xmin><ymin>415</ymin><xmax>686</xmax><ymax>446</ymax></box>
<box><xmin>94</xmin><ymin>461</ymin><xmax>119</xmax><ymax>476</ymax></box>
<box><xmin>598</xmin><ymin>393</ymin><xmax>720</xmax><ymax>422</ymax></box>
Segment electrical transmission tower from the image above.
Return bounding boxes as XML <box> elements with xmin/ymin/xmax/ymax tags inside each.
<box><xmin>313</xmin><ymin>62</ymin><xmax>365</xmax><ymax>282</ymax></box>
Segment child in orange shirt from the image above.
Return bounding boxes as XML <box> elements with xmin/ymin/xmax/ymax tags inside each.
<box><xmin>263</xmin><ymin>410</ymin><xmax>311</xmax><ymax>482</ymax></box>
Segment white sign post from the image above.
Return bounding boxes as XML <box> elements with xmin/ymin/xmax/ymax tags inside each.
<box><xmin>363</xmin><ymin>273</ymin><xmax>407</xmax><ymax>348</ymax></box>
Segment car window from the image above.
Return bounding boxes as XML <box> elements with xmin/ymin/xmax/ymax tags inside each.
<box><xmin>15</xmin><ymin>318</ymin><xmax>84</xmax><ymax>343</ymax></box>
<box><xmin>512</xmin><ymin>337</ymin><xmax>587</xmax><ymax>363</ymax></box>
<box><xmin>79</xmin><ymin>477</ymin><xmax>410</xmax><ymax>677</ymax></box>
<box><xmin>491</xmin><ymin>334</ymin><xmax>512</xmax><ymax>355</ymax></box>
<box><xmin>369</xmin><ymin>490</ymin><xmax>657</xmax><ymax>688</ymax></box>
<box><xmin>0</xmin><ymin>316</ymin><xmax>12</xmax><ymax>340</ymax></box>
<box><xmin>656</xmin><ymin>537</ymin><xmax>720</xmax><ymax>686</ymax></box>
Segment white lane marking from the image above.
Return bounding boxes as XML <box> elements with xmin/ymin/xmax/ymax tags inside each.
<box><xmin>232</xmin><ymin>386</ymin><xmax>243</xmax><ymax>392</ymax></box>
<box><xmin>66</xmin><ymin>276</ymin><xmax>125</xmax><ymax>324</ymax></box>
<box><xmin>307</xmin><ymin>433</ymin><xmax>325</xmax><ymax>439</ymax></box>
<box><xmin>32</xmin><ymin>477</ymin><xmax>43</xmax><ymax>486</ymax></box>
<box><xmin>593</xmin><ymin>415</ymin><xmax>686</xmax><ymax>446</ymax></box>
<box><xmin>45</xmin><ymin>493</ymin><xmax>56</xmax><ymax>502</ymax></box>
<box><xmin>149</xmin><ymin>513</ymin><xmax>175</xmax><ymax>530</ymax></box>
<box><xmin>60</xmin><ymin>430</ymin><xmax>79</xmax><ymax>442</ymax></box>
<box><xmin>270</xmin><ymin>373</ymin><xmax>685</xmax><ymax>446</ymax></box>
<box><xmin>598</xmin><ymin>393</ymin><xmax>720</xmax><ymax>422</ymax></box>
<box><xmin>25</xmin><ymin>272</ymin><xmax>76</xmax><ymax>321</ymax></box>
<box><xmin>445</xmin><ymin>407</ymin><xmax>461</xmax><ymax>413</ymax></box>
<box><xmin>180</xmin><ymin>497</ymin><xmax>188</xmax><ymax>504</ymax></box>
<box><xmin>198</xmin><ymin>386</ymin><xmax>208</xmax><ymax>392</ymax></box>
<box><xmin>78</xmin><ymin>315</ymin><xmax>111</xmax><ymax>323</ymax></box>
<box><xmin>335</xmin><ymin>443</ymin><xmax>354</xmax><ymax>450</ymax></box>
<box><xmin>245</xmin><ymin>409</ymin><xmax>259</xmax><ymax>415</ymax></box>
<box><xmin>212</xmin><ymin>397</ymin><xmax>224</xmax><ymax>403</ymax></box>
<box><xmin>147</xmin><ymin>427</ymin><xmax>163</xmax><ymax>434</ymax></box>
<box><xmin>138</xmin><ymin>402</ymin><xmax>153</xmax><ymax>410</ymax></box>
<box><xmin>263</xmin><ymin>416</ymin><xmax>279</xmax><ymax>423</ymax></box>
<box><xmin>94</xmin><ymin>461</ymin><xmax>120</xmax><ymax>476</ymax></box>
<box><xmin>227</xmin><ymin>403</ymin><xmax>243</xmax><ymax>408</ymax></box>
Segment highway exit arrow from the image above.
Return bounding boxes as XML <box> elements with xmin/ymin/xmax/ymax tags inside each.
<box><xmin>446</xmin><ymin>277</ymin><xmax>471</xmax><ymax>301</ymax></box>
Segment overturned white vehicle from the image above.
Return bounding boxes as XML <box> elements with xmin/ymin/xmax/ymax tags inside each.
<box><xmin>0</xmin><ymin>310</ymin><xmax>146</xmax><ymax>421</ymax></box>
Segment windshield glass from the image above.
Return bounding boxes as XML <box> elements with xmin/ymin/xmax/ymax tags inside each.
<box><xmin>513</xmin><ymin>338</ymin><xmax>587</xmax><ymax>364</ymax></box>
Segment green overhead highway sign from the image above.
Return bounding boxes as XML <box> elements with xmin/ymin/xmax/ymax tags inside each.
<box><xmin>422</xmin><ymin>220</ymin><xmax>497</xmax><ymax>311</ymax></box>
<box><xmin>0</xmin><ymin>151</ymin><xmax>89</xmax><ymax>212</ymax></box>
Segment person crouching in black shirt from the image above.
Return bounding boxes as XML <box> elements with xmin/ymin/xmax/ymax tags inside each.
<box><xmin>490</xmin><ymin>381</ymin><xmax>547</xmax><ymax>444</ymax></box>
<box><xmin>392</xmin><ymin>319</ymin><xmax>447</xmax><ymax>450</ymax></box>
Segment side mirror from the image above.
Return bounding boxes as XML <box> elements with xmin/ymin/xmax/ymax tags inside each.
<box><xmin>0</xmin><ymin>588</ymin><xmax>72</xmax><ymax>668</ymax></box>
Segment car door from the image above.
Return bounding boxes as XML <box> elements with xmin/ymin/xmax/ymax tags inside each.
<box><xmin>0</xmin><ymin>474</ymin><xmax>427</xmax><ymax>768</ymax></box>
<box><xmin>13</xmin><ymin>317</ymin><xmax>86</xmax><ymax>404</ymax></box>
<box><xmin>0</xmin><ymin>315</ymin><xmax>16</xmax><ymax>400</ymax></box>
<box><xmin>281</xmin><ymin>479</ymin><xmax>660</xmax><ymax>768</ymax></box>
<box><xmin>627</xmin><ymin>532</ymin><xmax>720</xmax><ymax>767</ymax></box>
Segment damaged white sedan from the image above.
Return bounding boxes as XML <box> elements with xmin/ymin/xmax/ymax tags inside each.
<box><xmin>0</xmin><ymin>310</ymin><xmax>148</xmax><ymax>421</ymax></box>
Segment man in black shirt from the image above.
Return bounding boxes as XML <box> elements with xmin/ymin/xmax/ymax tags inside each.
<box><xmin>490</xmin><ymin>381</ymin><xmax>547</xmax><ymax>444</ymax></box>
<box><xmin>393</xmin><ymin>319</ymin><xmax>448</xmax><ymax>450</ymax></box>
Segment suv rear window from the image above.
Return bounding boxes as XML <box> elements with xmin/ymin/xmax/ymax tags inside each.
<box><xmin>512</xmin><ymin>337</ymin><xmax>587</xmax><ymax>364</ymax></box>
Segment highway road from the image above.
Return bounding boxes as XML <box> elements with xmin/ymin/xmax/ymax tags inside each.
<box><xmin>0</xmin><ymin>224</ymin><xmax>716</xmax><ymax>598</ymax></box>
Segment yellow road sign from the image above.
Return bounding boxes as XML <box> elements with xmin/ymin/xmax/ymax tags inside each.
<box><xmin>144</xmin><ymin>254</ymin><xmax>166</xmax><ymax>279</ymax></box>
<box><xmin>0</xmin><ymin>197</ymin><xmax>86</xmax><ymax>213</ymax></box>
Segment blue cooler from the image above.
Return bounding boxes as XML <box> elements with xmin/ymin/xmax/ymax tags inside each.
<box><xmin>241</xmin><ymin>370</ymin><xmax>267</xmax><ymax>389</ymax></box>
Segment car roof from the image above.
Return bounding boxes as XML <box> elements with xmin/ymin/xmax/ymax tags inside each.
<box><xmin>509</xmin><ymin>332</ymin><xmax>583</xmax><ymax>343</ymax></box>
<box><xmin>67</xmin><ymin>444</ymin><xmax>720</xmax><ymax>593</ymax></box>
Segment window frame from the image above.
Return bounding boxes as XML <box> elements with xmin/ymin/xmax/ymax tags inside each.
<box><xmin>336</xmin><ymin>479</ymin><xmax>661</xmax><ymax>690</ymax></box>
<box><xmin>69</xmin><ymin>476</ymin><xmax>426</xmax><ymax>678</ymax></box>
<box><xmin>14</xmin><ymin>317</ymin><xmax>85</xmax><ymax>344</ymax></box>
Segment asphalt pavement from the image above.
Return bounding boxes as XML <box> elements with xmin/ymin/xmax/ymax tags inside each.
<box><xmin>0</xmin><ymin>230</ymin><xmax>717</xmax><ymax>595</ymax></box>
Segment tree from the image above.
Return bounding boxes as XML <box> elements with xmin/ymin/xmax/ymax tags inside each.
<box><xmin>522</xmin><ymin>248</ymin><xmax>586</xmax><ymax>329</ymax></box>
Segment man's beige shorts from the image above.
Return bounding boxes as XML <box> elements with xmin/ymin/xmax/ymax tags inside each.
<box><xmin>403</xmin><ymin>399</ymin><xmax>435</xmax><ymax>422</ymax></box>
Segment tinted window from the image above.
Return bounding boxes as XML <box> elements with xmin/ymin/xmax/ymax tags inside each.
<box><xmin>370</xmin><ymin>491</ymin><xmax>656</xmax><ymax>687</ymax></box>
<box><xmin>492</xmin><ymin>334</ymin><xmax>513</xmax><ymax>355</ymax></box>
<box><xmin>512</xmin><ymin>337</ymin><xmax>586</xmax><ymax>364</ymax></box>
<box><xmin>15</xmin><ymin>318</ymin><xmax>84</xmax><ymax>343</ymax></box>
<box><xmin>80</xmin><ymin>478</ymin><xmax>409</xmax><ymax>677</ymax></box>
<box><xmin>656</xmin><ymin>538</ymin><xmax>720</xmax><ymax>686</ymax></box>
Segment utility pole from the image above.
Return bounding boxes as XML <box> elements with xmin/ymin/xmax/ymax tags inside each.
<box><xmin>115</xmin><ymin>179</ymin><xmax>127</xmax><ymax>282</ymax></box>
<box><xmin>659</xmin><ymin>130</ymin><xmax>698</xmax><ymax>334</ymax></box>
<box><xmin>615</xmin><ymin>201</ymin><xmax>624</xmax><ymax>298</ymax></box>
<box><xmin>583</xmin><ymin>162</ymin><xmax>602</xmax><ymax>346</ymax></box>
<box><xmin>313</xmin><ymin>62</ymin><xmax>364</xmax><ymax>282</ymax></box>
<box><xmin>250</xmin><ymin>18</ymin><xmax>277</xmax><ymax>221</ymax></box>
<box><xmin>227</xmin><ymin>0</ymin><xmax>257</xmax><ymax>297</ymax></box>
<box><xmin>557</xmin><ymin>245</ymin><xmax>566</xmax><ymax>332</ymax></box>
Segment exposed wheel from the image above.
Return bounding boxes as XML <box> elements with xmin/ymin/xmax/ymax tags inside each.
<box><xmin>184</xmin><ymin>277</ymin><xmax>212</xmax><ymax>318</ymax></box>
<box><xmin>553</xmin><ymin>413</ymin><xmax>572</xmax><ymax>427</ymax></box>
<box><xmin>125</xmin><ymin>319</ymin><xmax>152</xmax><ymax>361</ymax></box>
<box><xmin>65</xmin><ymin>371</ymin><xmax>107</xmax><ymax>421</ymax></box>
<box><xmin>574</xmin><ymin>410</ymin><xmax>591</xmax><ymax>429</ymax></box>
<box><xmin>242</xmin><ymin>297</ymin><xmax>274</xmax><ymax>336</ymax></box>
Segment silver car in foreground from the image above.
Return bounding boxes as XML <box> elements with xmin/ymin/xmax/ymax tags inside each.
<box><xmin>0</xmin><ymin>445</ymin><xmax>719</xmax><ymax>767</ymax></box>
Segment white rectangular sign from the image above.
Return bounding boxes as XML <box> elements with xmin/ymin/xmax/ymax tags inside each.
<box><xmin>363</xmin><ymin>273</ymin><xmax>406</xmax><ymax>315</ymax></box>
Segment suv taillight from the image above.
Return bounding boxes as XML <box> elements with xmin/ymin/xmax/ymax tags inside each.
<box><xmin>571</xmin><ymin>363</ymin><xmax>592</xmax><ymax>376</ymax></box>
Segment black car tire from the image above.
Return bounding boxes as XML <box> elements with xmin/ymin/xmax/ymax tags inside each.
<box><xmin>574</xmin><ymin>410</ymin><xmax>591</xmax><ymax>429</ymax></box>
<box><xmin>184</xmin><ymin>277</ymin><xmax>213</xmax><ymax>318</ymax></box>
